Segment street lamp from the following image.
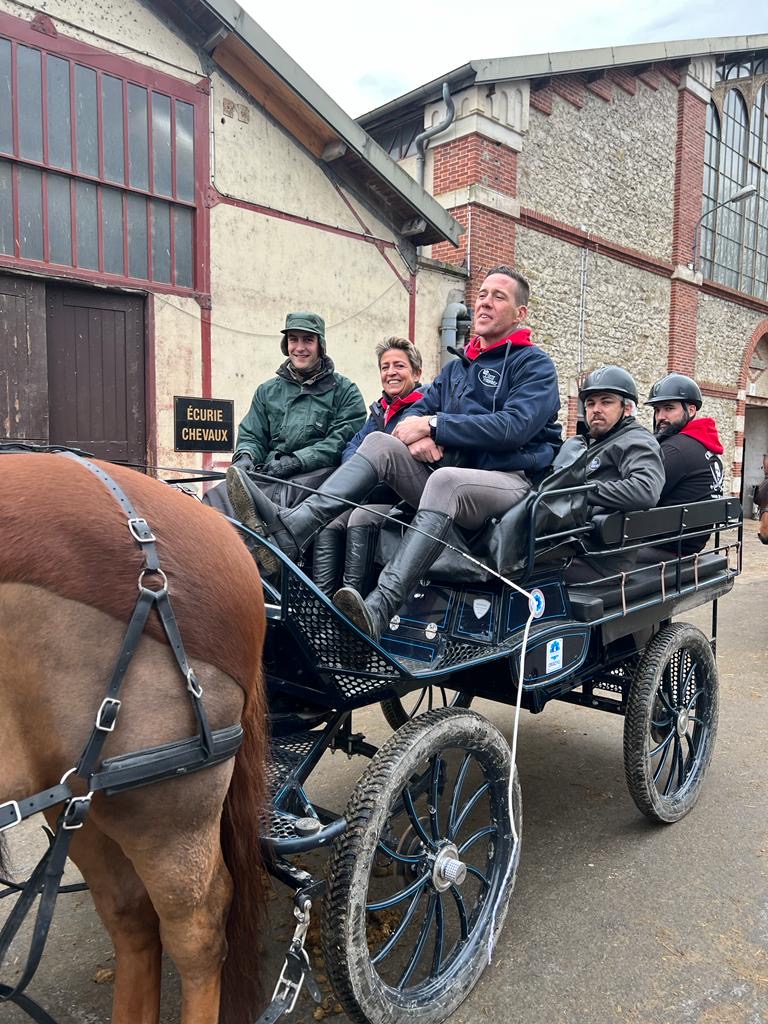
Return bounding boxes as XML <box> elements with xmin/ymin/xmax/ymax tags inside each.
<box><xmin>691</xmin><ymin>183</ymin><xmax>758</xmax><ymax>274</ymax></box>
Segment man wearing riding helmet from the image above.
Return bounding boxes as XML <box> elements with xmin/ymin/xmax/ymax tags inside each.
<box><xmin>564</xmin><ymin>365</ymin><xmax>664</xmax><ymax>583</ymax></box>
<box><xmin>643</xmin><ymin>372</ymin><xmax>724</xmax><ymax>556</ymax></box>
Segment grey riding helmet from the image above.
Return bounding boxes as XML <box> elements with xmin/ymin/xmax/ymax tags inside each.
<box><xmin>645</xmin><ymin>373</ymin><xmax>703</xmax><ymax>409</ymax></box>
<box><xmin>579</xmin><ymin>365</ymin><xmax>639</xmax><ymax>404</ymax></box>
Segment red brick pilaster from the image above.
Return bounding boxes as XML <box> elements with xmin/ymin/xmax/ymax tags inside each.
<box><xmin>668</xmin><ymin>85</ymin><xmax>708</xmax><ymax>373</ymax></box>
<box><xmin>431</xmin><ymin>133</ymin><xmax>519</xmax><ymax>306</ymax></box>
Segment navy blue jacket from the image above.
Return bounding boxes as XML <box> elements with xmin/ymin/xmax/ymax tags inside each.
<box><xmin>342</xmin><ymin>392</ymin><xmax>424</xmax><ymax>462</ymax></box>
<box><xmin>407</xmin><ymin>341</ymin><xmax>561</xmax><ymax>474</ymax></box>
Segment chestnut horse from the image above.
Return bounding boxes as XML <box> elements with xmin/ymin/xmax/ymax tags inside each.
<box><xmin>0</xmin><ymin>453</ymin><xmax>268</xmax><ymax>1023</ymax></box>
<box><xmin>757</xmin><ymin>478</ymin><xmax>768</xmax><ymax>545</ymax></box>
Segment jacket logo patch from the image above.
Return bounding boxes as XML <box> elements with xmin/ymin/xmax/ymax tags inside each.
<box><xmin>478</xmin><ymin>368</ymin><xmax>501</xmax><ymax>388</ymax></box>
<box><xmin>588</xmin><ymin>456</ymin><xmax>601</xmax><ymax>471</ymax></box>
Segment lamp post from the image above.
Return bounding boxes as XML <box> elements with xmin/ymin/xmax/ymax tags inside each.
<box><xmin>690</xmin><ymin>183</ymin><xmax>758</xmax><ymax>274</ymax></box>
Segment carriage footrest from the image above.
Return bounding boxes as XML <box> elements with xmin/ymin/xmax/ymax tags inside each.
<box><xmin>93</xmin><ymin>724</ymin><xmax>244</xmax><ymax>795</ymax></box>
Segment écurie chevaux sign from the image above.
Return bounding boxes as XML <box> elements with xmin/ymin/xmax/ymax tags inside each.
<box><xmin>174</xmin><ymin>397</ymin><xmax>234</xmax><ymax>452</ymax></box>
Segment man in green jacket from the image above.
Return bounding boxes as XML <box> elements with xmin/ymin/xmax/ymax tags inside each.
<box><xmin>205</xmin><ymin>311</ymin><xmax>365</xmax><ymax>513</ymax></box>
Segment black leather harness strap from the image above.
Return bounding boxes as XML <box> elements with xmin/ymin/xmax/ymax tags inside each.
<box><xmin>1</xmin><ymin>450</ymin><xmax>232</xmax><ymax>1018</ymax></box>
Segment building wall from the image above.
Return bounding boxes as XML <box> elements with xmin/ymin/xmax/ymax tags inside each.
<box><xmin>696</xmin><ymin>293</ymin><xmax>768</xmax><ymax>386</ymax></box>
<box><xmin>2</xmin><ymin>0</ymin><xmax>462</xmax><ymax>467</ymax></box>
<box><xmin>518</xmin><ymin>74</ymin><xmax>678</xmax><ymax>262</ymax></box>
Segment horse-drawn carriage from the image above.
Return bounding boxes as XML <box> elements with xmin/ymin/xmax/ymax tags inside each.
<box><xmin>0</xmin><ymin>446</ymin><xmax>742</xmax><ymax>1024</ymax></box>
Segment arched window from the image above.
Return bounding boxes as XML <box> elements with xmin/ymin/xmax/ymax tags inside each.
<box><xmin>703</xmin><ymin>68</ymin><xmax>768</xmax><ymax>300</ymax></box>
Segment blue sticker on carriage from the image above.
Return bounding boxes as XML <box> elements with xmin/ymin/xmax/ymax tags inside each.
<box><xmin>528</xmin><ymin>589</ymin><xmax>545</xmax><ymax>618</ymax></box>
<box><xmin>546</xmin><ymin>638</ymin><xmax>563</xmax><ymax>674</ymax></box>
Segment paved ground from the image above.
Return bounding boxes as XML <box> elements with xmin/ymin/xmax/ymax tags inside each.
<box><xmin>3</xmin><ymin>522</ymin><xmax>767</xmax><ymax>1024</ymax></box>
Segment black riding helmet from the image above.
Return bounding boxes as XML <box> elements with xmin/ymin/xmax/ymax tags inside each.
<box><xmin>645</xmin><ymin>373</ymin><xmax>702</xmax><ymax>410</ymax></box>
<box><xmin>578</xmin><ymin>365</ymin><xmax>638</xmax><ymax>404</ymax></box>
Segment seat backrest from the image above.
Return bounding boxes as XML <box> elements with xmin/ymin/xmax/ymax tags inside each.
<box><xmin>592</xmin><ymin>497</ymin><xmax>741</xmax><ymax>547</ymax></box>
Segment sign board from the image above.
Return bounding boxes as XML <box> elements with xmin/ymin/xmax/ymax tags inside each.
<box><xmin>174</xmin><ymin>396</ymin><xmax>234</xmax><ymax>452</ymax></box>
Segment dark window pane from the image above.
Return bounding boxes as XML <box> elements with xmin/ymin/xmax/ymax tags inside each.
<box><xmin>48</xmin><ymin>172</ymin><xmax>71</xmax><ymax>265</ymax></box>
<box><xmin>0</xmin><ymin>160</ymin><xmax>12</xmax><ymax>254</ymax></box>
<box><xmin>18</xmin><ymin>165</ymin><xmax>43</xmax><ymax>259</ymax></box>
<box><xmin>18</xmin><ymin>46</ymin><xmax>42</xmax><ymax>161</ymax></box>
<box><xmin>0</xmin><ymin>39</ymin><xmax>12</xmax><ymax>154</ymax></box>
<box><xmin>102</xmin><ymin>186</ymin><xmax>123</xmax><ymax>274</ymax></box>
<box><xmin>102</xmin><ymin>75</ymin><xmax>124</xmax><ymax>183</ymax></box>
<box><xmin>127</xmin><ymin>193</ymin><xmax>148</xmax><ymax>278</ymax></box>
<box><xmin>175</xmin><ymin>100</ymin><xmax>194</xmax><ymax>202</ymax></box>
<box><xmin>75</xmin><ymin>180</ymin><xmax>98</xmax><ymax>269</ymax></box>
<box><xmin>151</xmin><ymin>199</ymin><xmax>170</xmax><ymax>282</ymax></box>
<box><xmin>75</xmin><ymin>65</ymin><xmax>98</xmax><ymax>176</ymax></box>
<box><xmin>173</xmin><ymin>206</ymin><xmax>193</xmax><ymax>287</ymax></box>
<box><xmin>152</xmin><ymin>92</ymin><xmax>172</xmax><ymax>197</ymax></box>
<box><xmin>46</xmin><ymin>55</ymin><xmax>71</xmax><ymax>169</ymax></box>
<box><xmin>128</xmin><ymin>84</ymin><xmax>149</xmax><ymax>190</ymax></box>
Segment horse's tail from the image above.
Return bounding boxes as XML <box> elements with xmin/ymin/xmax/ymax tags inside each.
<box><xmin>219</xmin><ymin>657</ymin><xmax>269</xmax><ymax>1024</ymax></box>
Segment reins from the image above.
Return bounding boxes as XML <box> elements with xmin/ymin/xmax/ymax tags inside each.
<box><xmin>0</xmin><ymin>451</ymin><xmax>231</xmax><ymax>1017</ymax></box>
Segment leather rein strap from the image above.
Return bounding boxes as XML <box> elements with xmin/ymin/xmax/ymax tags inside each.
<box><xmin>0</xmin><ymin>452</ymin><xmax>219</xmax><ymax>1014</ymax></box>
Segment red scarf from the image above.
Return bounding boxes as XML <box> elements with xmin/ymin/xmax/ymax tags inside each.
<box><xmin>381</xmin><ymin>388</ymin><xmax>424</xmax><ymax>425</ymax></box>
<box><xmin>464</xmin><ymin>327</ymin><xmax>533</xmax><ymax>361</ymax></box>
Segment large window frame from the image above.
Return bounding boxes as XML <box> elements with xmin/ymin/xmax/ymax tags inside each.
<box><xmin>0</xmin><ymin>10</ymin><xmax>209</xmax><ymax>295</ymax></box>
<box><xmin>701</xmin><ymin>57</ymin><xmax>768</xmax><ymax>300</ymax></box>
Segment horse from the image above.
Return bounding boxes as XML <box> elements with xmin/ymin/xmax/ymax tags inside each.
<box><xmin>0</xmin><ymin>452</ymin><xmax>268</xmax><ymax>1024</ymax></box>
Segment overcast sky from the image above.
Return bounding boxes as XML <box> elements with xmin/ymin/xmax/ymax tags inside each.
<box><xmin>242</xmin><ymin>0</ymin><xmax>765</xmax><ymax>117</ymax></box>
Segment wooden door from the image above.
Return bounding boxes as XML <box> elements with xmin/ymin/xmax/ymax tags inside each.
<box><xmin>46</xmin><ymin>287</ymin><xmax>146</xmax><ymax>463</ymax></box>
<box><xmin>0</xmin><ymin>274</ymin><xmax>48</xmax><ymax>442</ymax></box>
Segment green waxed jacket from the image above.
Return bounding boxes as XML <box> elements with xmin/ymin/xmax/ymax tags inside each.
<box><xmin>233</xmin><ymin>358</ymin><xmax>366</xmax><ymax>473</ymax></box>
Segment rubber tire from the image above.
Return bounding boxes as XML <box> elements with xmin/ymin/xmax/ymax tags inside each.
<box><xmin>321</xmin><ymin>708</ymin><xmax>521</xmax><ymax>1024</ymax></box>
<box><xmin>379</xmin><ymin>688</ymin><xmax>473</xmax><ymax>730</ymax></box>
<box><xmin>623</xmin><ymin>622</ymin><xmax>718</xmax><ymax>824</ymax></box>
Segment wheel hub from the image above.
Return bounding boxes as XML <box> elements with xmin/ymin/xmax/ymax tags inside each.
<box><xmin>676</xmin><ymin>708</ymin><xmax>689</xmax><ymax>736</ymax></box>
<box><xmin>432</xmin><ymin>843</ymin><xmax>466</xmax><ymax>892</ymax></box>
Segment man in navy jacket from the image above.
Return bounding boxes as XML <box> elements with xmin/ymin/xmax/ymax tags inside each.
<box><xmin>227</xmin><ymin>265</ymin><xmax>561</xmax><ymax>639</ymax></box>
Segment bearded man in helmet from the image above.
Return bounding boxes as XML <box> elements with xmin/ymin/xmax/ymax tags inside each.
<box><xmin>564</xmin><ymin>365</ymin><xmax>665</xmax><ymax>583</ymax></box>
<box><xmin>642</xmin><ymin>372</ymin><xmax>724</xmax><ymax>557</ymax></box>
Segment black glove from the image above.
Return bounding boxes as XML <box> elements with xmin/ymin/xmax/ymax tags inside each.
<box><xmin>231</xmin><ymin>451</ymin><xmax>254</xmax><ymax>472</ymax></box>
<box><xmin>262</xmin><ymin>454</ymin><xmax>302</xmax><ymax>480</ymax></box>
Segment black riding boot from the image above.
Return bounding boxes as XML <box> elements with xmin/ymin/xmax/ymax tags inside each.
<box><xmin>227</xmin><ymin>454</ymin><xmax>379</xmax><ymax>572</ymax></box>
<box><xmin>342</xmin><ymin>523</ymin><xmax>380</xmax><ymax>596</ymax></box>
<box><xmin>311</xmin><ymin>527</ymin><xmax>346</xmax><ymax>596</ymax></box>
<box><xmin>333</xmin><ymin>510</ymin><xmax>452</xmax><ymax>641</ymax></box>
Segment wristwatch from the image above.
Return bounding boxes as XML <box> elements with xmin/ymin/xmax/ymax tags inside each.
<box><xmin>429</xmin><ymin>415</ymin><xmax>438</xmax><ymax>440</ymax></box>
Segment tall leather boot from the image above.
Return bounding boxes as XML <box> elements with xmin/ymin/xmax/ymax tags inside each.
<box><xmin>342</xmin><ymin>523</ymin><xmax>380</xmax><ymax>596</ymax></box>
<box><xmin>227</xmin><ymin>454</ymin><xmax>379</xmax><ymax>573</ymax></box>
<box><xmin>333</xmin><ymin>510</ymin><xmax>452</xmax><ymax>641</ymax></box>
<box><xmin>311</xmin><ymin>527</ymin><xmax>345</xmax><ymax>597</ymax></box>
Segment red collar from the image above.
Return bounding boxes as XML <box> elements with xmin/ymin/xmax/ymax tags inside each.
<box><xmin>464</xmin><ymin>327</ymin><xmax>533</xmax><ymax>361</ymax></box>
<box><xmin>381</xmin><ymin>388</ymin><xmax>424</xmax><ymax>424</ymax></box>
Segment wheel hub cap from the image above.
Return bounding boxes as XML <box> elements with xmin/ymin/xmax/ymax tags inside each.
<box><xmin>432</xmin><ymin>843</ymin><xmax>466</xmax><ymax>892</ymax></box>
<box><xmin>676</xmin><ymin>709</ymin><xmax>689</xmax><ymax>736</ymax></box>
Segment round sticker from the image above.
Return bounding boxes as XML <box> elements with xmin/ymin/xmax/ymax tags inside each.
<box><xmin>528</xmin><ymin>589</ymin><xmax>545</xmax><ymax>619</ymax></box>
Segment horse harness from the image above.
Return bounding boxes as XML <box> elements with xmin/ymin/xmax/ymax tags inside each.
<box><xmin>0</xmin><ymin>449</ymin><xmax>242</xmax><ymax>1022</ymax></box>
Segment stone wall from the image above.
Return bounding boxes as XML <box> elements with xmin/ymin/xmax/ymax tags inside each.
<box><xmin>697</xmin><ymin>293</ymin><xmax>768</xmax><ymax>387</ymax></box>
<box><xmin>518</xmin><ymin>75</ymin><xmax>677</xmax><ymax>261</ymax></box>
<box><xmin>515</xmin><ymin>226</ymin><xmax>670</xmax><ymax>425</ymax></box>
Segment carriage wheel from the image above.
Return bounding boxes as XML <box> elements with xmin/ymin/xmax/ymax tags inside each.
<box><xmin>322</xmin><ymin>708</ymin><xmax>520</xmax><ymax>1024</ymax></box>
<box><xmin>623</xmin><ymin>622</ymin><xmax>718</xmax><ymax>824</ymax></box>
<box><xmin>379</xmin><ymin>687</ymin><xmax>473</xmax><ymax>730</ymax></box>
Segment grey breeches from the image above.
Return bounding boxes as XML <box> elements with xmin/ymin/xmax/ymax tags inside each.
<box><xmin>357</xmin><ymin>432</ymin><xmax>531</xmax><ymax>530</ymax></box>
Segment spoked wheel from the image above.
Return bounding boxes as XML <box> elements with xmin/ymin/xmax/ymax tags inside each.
<box><xmin>624</xmin><ymin>622</ymin><xmax>718</xmax><ymax>823</ymax></box>
<box><xmin>379</xmin><ymin>687</ymin><xmax>473</xmax><ymax>730</ymax></box>
<box><xmin>322</xmin><ymin>708</ymin><xmax>521</xmax><ymax>1024</ymax></box>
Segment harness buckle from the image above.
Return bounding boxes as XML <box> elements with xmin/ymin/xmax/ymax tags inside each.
<box><xmin>62</xmin><ymin>795</ymin><xmax>92</xmax><ymax>830</ymax></box>
<box><xmin>128</xmin><ymin>517</ymin><xmax>157</xmax><ymax>543</ymax></box>
<box><xmin>0</xmin><ymin>799</ymin><xmax>22</xmax><ymax>833</ymax></box>
<box><xmin>186</xmin><ymin>669</ymin><xmax>203</xmax><ymax>699</ymax></box>
<box><xmin>95</xmin><ymin>697</ymin><xmax>121</xmax><ymax>732</ymax></box>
